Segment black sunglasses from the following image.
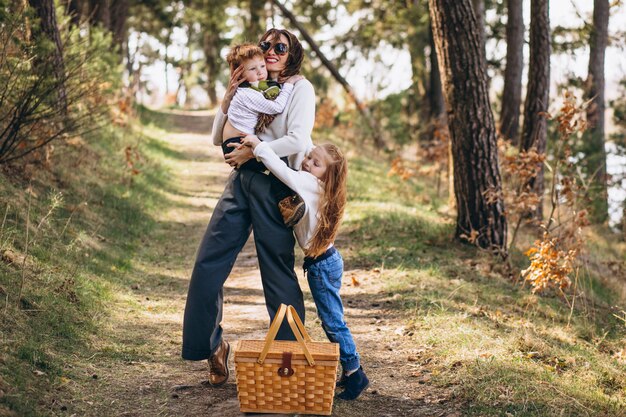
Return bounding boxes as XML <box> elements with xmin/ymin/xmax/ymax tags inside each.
<box><xmin>259</xmin><ymin>41</ymin><xmax>289</xmax><ymax>56</ymax></box>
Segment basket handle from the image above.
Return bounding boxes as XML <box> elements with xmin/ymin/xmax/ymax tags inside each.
<box><xmin>258</xmin><ymin>304</ymin><xmax>315</xmax><ymax>366</ymax></box>
<box><xmin>286</xmin><ymin>305</ymin><xmax>311</xmax><ymax>342</ymax></box>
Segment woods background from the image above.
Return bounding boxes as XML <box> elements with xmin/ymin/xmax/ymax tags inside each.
<box><xmin>1</xmin><ymin>1</ymin><xmax>625</xmax><ymax>416</ymax></box>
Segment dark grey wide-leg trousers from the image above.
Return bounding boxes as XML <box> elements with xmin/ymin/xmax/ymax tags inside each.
<box><xmin>181</xmin><ymin>169</ymin><xmax>305</xmax><ymax>361</ymax></box>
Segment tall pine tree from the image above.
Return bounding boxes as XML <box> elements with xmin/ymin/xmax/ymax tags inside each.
<box><xmin>584</xmin><ymin>0</ymin><xmax>609</xmax><ymax>222</ymax></box>
<box><xmin>520</xmin><ymin>0</ymin><xmax>550</xmax><ymax>220</ymax></box>
<box><xmin>429</xmin><ymin>0</ymin><xmax>507</xmax><ymax>252</ymax></box>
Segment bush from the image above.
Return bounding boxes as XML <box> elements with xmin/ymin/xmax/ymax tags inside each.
<box><xmin>0</xmin><ymin>6</ymin><xmax>119</xmax><ymax>164</ymax></box>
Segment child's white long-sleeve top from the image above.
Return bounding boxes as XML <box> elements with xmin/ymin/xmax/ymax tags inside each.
<box><xmin>253</xmin><ymin>142</ymin><xmax>321</xmax><ymax>251</ymax></box>
<box><xmin>227</xmin><ymin>83</ymin><xmax>294</xmax><ymax>135</ymax></box>
<box><xmin>212</xmin><ymin>79</ymin><xmax>315</xmax><ymax>170</ymax></box>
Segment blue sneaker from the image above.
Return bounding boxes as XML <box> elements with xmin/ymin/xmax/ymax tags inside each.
<box><xmin>337</xmin><ymin>367</ymin><xmax>369</xmax><ymax>400</ymax></box>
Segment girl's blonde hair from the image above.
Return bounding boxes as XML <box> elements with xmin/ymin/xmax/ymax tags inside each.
<box><xmin>306</xmin><ymin>144</ymin><xmax>348</xmax><ymax>259</ymax></box>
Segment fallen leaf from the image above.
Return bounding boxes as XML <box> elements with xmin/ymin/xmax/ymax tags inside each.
<box><xmin>351</xmin><ymin>276</ymin><xmax>360</xmax><ymax>286</ymax></box>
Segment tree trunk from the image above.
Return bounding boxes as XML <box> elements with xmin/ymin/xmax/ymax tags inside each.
<box><xmin>585</xmin><ymin>0</ymin><xmax>609</xmax><ymax>222</ymax></box>
<box><xmin>63</xmin><ymin>0</ymin><xmax>87</xmax><ymax>26</ymax></box>
<box><xmin>28</xmin><ymin>0</ymin><xmax>67</xmax><ymax>115</ymax></box>
<box><xmin>499</xmin><ymin>0</ymin><xmax>524</xmax><ymax>144</ymax></box>
<box><xmin>245</xmin><ymin>0</ymin><xmax>266</xmax><ymax>42</ymax></box>
<box><xmin>204</xmin><ymin>31</ymin><xmax>220</xmax><ymax>107</ymax></box>
<box><xmin>520</xmin><ymin>0</ymin><xmax>550</xmax><ymax>220</ymax></box>
<box><xmin>164</xmin><ymin>30</ymin><xmax>171</xmax><ymax>94</ymax></box>
<box><xmin>271</xmin><ymin>0</ymin><xmax>388</xmax><ymax>149</ymax></box>
<box><xmin>428</xmin><ymin>23</ymin><xmax>445</xmax><ymax>121</ymax></box>
<box><xmin>179</xmin><ymin>22</ymin><xmax>194</xmax><ymax>108</ymax></box>
<box><xmin>110</xmin><ymin>0</ymin><xmax>129</xmax><ymax>57</ymax></box>
<box><xmin>11</xmin><ymin>0</ymin><xmax>31</xmax><ymax>40</ymax></box>
<box><xmin>89</xmin><ymin>0</ymin><xmax>110</xmax><ymax>28</ymax></box>
<box><xmin>407</xmin><ymin>0</ymin><xmax>427</xmax><ymax>142</ymax></box>
<box><xmin>429</xmin><ymin>0</ymin><xmax>507</xmax><ymax>252</ymax></box>
<box><xmin>428</xmin><ymin>22</ymin><xmax>451</xmax><ymax>207</ymax></box>
<box><xmin>471</xmin><ymin>0</ymin><xmax>486</xmax><ymax>61</ymax></box>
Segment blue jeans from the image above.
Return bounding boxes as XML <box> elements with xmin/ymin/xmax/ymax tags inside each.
<box><xmin>306</xmin><ymin>249</ymin><xmax>360</xmax><ymax>371</ymax></box>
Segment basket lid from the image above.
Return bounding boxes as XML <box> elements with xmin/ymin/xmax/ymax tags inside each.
<box><xmin>234</xmin><ymin>340</ymin><xmax>339</xmax><ymax>361</ymax></box>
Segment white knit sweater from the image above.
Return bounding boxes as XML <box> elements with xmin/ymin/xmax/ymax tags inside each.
<box><xmin>253</xmin><ymin>142</ymin><xmax>321</xmax><ymax>251</ymax></box>
<box><xmin>211</xmin><ymin>79</ymin><xmax>315</xmax><ymax>169</ymax></box>
<box><xmin>227</xmin><ymin>83</ymin><xmax>294</xmax><ymax>135</ymax></box>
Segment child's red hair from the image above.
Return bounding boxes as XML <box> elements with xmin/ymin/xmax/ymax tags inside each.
<box><xmin>226</xmin><ymin>43</ymin><xmax>264</xmax><ymax>72</ymax></box>
<box><xmin>306</xmin><ymin>144</ymin><xmax>348</xmax><ymax>259</ymax></box>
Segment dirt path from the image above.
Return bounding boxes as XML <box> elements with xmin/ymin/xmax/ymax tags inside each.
<box><xmin>62</xmin><ymin>112</ymin><xmax>459</xmax><ymax>417</ymax></box>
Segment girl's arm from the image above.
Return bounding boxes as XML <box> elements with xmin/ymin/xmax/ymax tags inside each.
<box><xmin>264</xmin><ymin>80</ymin><xmax>316</xmax><ymax>157</ymax></box>
<box><xmin>243</xmin><ymin>138</ymin><xmax>317</xmax><ymax>194</ymax></box>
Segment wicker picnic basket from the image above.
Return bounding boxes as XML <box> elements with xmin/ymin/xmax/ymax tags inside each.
<box><xmin>234</xmin><ymin>304</ymin><xmax>340</xmax><ymax>415</ymax></box>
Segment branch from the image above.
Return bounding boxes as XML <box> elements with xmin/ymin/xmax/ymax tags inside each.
<box><xmin>270</xmin><ymin>0</ymin><xmax>389</xmax><ymax>150</ymax></box>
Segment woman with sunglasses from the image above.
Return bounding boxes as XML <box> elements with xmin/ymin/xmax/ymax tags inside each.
<box><xmin>182</xmin><ymin>28</ymin><xmax>315</xmax><ymax>388</ymax></box>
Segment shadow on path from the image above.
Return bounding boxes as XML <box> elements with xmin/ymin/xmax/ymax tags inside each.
<box><xmin>64</xmin><ymin>110</ymin><xmax>460</xmax><ymax>417</ymax></box>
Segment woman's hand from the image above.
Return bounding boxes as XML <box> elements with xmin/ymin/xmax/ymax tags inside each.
<box><xmin>221</xmin><ymin>66</ymin><xmax>246</xmax><ymax>113</ymax></box>
<box><xmin>241</xmin><ymin>135</ymin><xmax>261</xmax><ymax>149</ymax></box>
<box><xmin>224</xmin><ymin>142</ymin><xmax>254</xmax><ymax>169</ymax></box>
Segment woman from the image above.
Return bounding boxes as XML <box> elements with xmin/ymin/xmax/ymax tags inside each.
<box><xmin>181</xmin><ymin>28</ymin><xmax>315</xmax><ymax>387</ymax></box>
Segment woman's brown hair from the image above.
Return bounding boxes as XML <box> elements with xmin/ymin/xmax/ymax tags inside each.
<box><xmin>259</xmin><ymin>28</ymin><xmax>304</xmax><ymax>78</ymax></box>
<box><xmin>305</xmin><ymin>144</ymin><xmax>348</xmax><ymax>259</ymax></box>
<box><xmin>256</xmin><ymin>28</ymin><xmax>304</xmax><ymax>133</ymax></box>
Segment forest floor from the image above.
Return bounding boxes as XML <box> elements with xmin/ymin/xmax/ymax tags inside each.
<box><xmin>54</xmin><ymin>111</ymin><xmax>459</xmax><ymax>417</ymax></box>
<box><xmin>2</xmin><ymin>109</ymin><xmax>624</xmax><ymax>417</ymax></box>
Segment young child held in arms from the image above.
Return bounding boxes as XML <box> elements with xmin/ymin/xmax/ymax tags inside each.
<box><xmin>222</xmin><ymin>43</ymin><xmax>304</xmax><ymax>225</ymax></box>
<box><xmin>241</xmin><ymin>136</ymin><xmax>369</xmax><ymax>401</ymax></box>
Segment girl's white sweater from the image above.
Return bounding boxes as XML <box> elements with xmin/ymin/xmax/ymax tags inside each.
<box><xmin>253</xmin><ymin>142</ymin><xmax>321</xmax><ymax>251</ymax></box>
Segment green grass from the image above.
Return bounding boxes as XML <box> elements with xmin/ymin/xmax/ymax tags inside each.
<box><xmin>333</xmin><ymin>135</ymin><xmax>626</xmax><ymax>416</ymax></box>
<box><xmin>1</xmin><ymin>115</ymin><xmax>624</xmax><ymax>416</ymax></box>
<box><xmin>0</xmin><ymin>121</ymin><xmax>176</xmax><ymax>416</ymax></box>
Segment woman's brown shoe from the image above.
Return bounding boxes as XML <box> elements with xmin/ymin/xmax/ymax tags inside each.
<box><xmin>208</xmin><ymin>340</ymin><xmax>230</xmax><ymax>386</ymax></box>
<box><xmin>278</xmin><ymin>194</ymin><xmax>305</xmax><ymax>227</ymax></box>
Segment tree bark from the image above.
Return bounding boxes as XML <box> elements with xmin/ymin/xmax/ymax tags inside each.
<box><xmin>520</xmin><ymin>0</ymin><xmax>550</xmax><ymax>220</ymax></box>
<box><xmin>407</xmin><ymin>0</ymin><xmax>427</xmax><ymax>142</ymax></box>
<box><xmin>29</xmin><ymin>0</ymin><xmax>68</xmax><ymax>115</ymax></box>
<box><xmin>196</xmin><ymin>0</ymin><xmax>226</xmax><ymax>108</ymax></box>
<box><xmin>245</xmin><ymin>0</ymin><xmax>266</xmax><ymax>42</ymax></box>
<box><xmin>429</xmin><ymin>0</ymin><xmax>507</xmax><ymax>252</ymax></box>
<box><xmin>271</xmin><ymin>0</ymin><xmax>388</xmax><ymax>149</ymax></box>
<box><xmin>63</xmin><ymin>0</ymin><xmax>87</xmax><ymax>26</ymax></box>
<box><xmin>471</xmin><ymin>0</ymin><xmax>486</xmax><ymax>61</ymax></box>
<box><xmin>428</xmin><ymin>23</ymin><xmax>445</xmax><ymax>121</ymax></box>
<box><xmin>499</xmin><ymin>0</ymin><xmax>524</xmax><ymax>144</ymax></box>
<box><xmin>164</xmin><ymin>30</ymin><xmax>171</xmax><ymax>94</ymax></box>
<box><xmin>585</xmin><ymin>0</ymin><xmax>609</xmax><ymax>222</ymax></box>
<box><xmin>89</xmin><ymin>0</ymin><xmax>111</xmax><ymax>28</ymax></box>
<box><xmin>110</xmin><ymin>0</ymin><xmax>129</xmax><ymax>57</ymax></box>
<box><xmin>11</xmin><ymin>0</ymin><xmax>31</xmax><ymax>40</ymax></box>
<box><xmin>204</xmin><ymin>31</ymin><xmax>220</xmax><ymax>106</ymax></box>
<box><xmin>178</xmin><ymin>21</ymin><xmax>194</xmax><ymax>108</ymax></box>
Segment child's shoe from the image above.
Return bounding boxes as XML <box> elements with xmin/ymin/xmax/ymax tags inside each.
<box><xmin>337</xmin><ymin>367</ymin><xmax>369</xmax><ymax>400</ymax></box>
<box><xmin>278</xmin><ymin>194</ymin><xmax>305</xmax><ymax>227</ymax></box>
<box><xmin>336</xmin><ymin>371</ymin><xmax>347</xmax><ymax>388</ymax></box>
